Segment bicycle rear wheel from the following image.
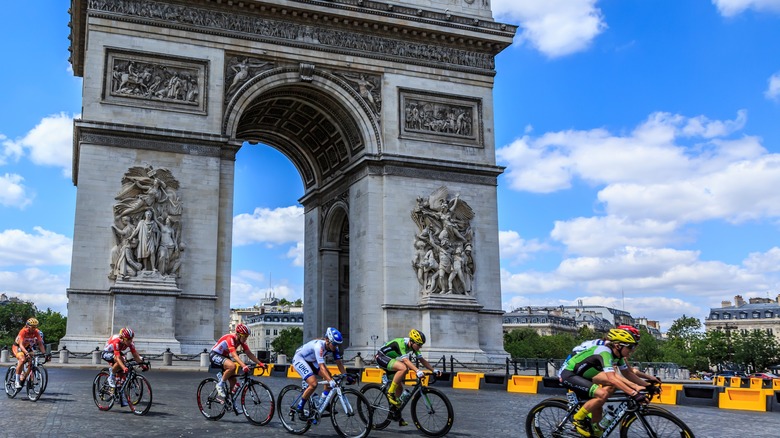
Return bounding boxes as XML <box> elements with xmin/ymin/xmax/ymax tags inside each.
<box><xmin>242</xmin><ymin>379</ymin><xmax>275</xmax><ymax>426</ymax></box>
<box><xmin>330</xmin><ymin>387</ymin><xmax>372</xmax><ymax>438</ymax></box>
<box><xmin>26</xmin><ymin>368</ymin><xmax>45</xmax><ymax>401</ymax></box>
<box><xmin>126</xmin><ymin>374</ymin><xmax>152</xmax><ymax>415</ymax></box>
<box><xmin>197</xmin><ymin>377</ymin><xmax>227</xmax><ymax>420</ymax></box>
<box><xmin>359</xmin><ymin>383</ymin><xmax>392</xmax><ymax>430</ymax></box>
<box><xmin>620</xmin><ymin>408</ymin><xmax>695</xmax><ymax>438</ymax></box>
<box><xmin>525</xmin><ymin>399</ymin><xmax>577</xmax><ymax>438</ymax></box>
<box><xmin>92</xmin><ymin>371</ymin><xmax>115</xmax><ymax>411</ymax></box>
<box><xmin>410</xmin><ymin>387</ymin><xmax>454</xmax><ymax>437</ymax></box>
<box><xmin>40</xmin><ymin>365</ymin><xmax>49</xmax><ymax>394</ymax></box>
<box><xmin>276</xmin><ymin>384</ymin><xmax>312</xmax><ymax>435</ymax></box>
<box><xmin>5</xmin><ymin>366</ymin><xmax>19</xmax><ymax>398</ymax></box>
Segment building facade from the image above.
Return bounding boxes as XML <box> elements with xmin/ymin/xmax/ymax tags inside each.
<box><xmin>704</xmin><ymin>294</ymin><xmax>780</xmax><ymax>338</ymax></box>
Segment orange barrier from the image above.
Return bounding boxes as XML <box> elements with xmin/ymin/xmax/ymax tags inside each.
<box><xmin>655</xmin><ymin>383</ymin><xmax>682</xmax><ymax>405</ymax></box>
<box><xmin>749</xmin><ymin>378</ymin><xmax>764</xmax><ymax>389</ymax></box>
<box><xmin>362</xmin><ymin>368</ymin><xmax>386</xmax><ymax>384</ymax></box>
<box><xmin>718</xmin><ymin>388</ymin><xmax>768</xmax><ymax>412</ymax></box>
<box><xmin>404</xmin><ymin>370</ymin><xmax>430</xmax><ymax>386</ymax></box>
<box><xmin>773</xmin><ymin>379</ymin><xmax>780</xmax><ymax>390</ymax></box>
<box><xmin>729</xmin><ymin>377</ymin><xmax>743</xmax><ymax>388</ymax></box>
<box><xmin>507</xmin><ymin>375</ymin><xmax>542</xmax><ymax>394</ymax></box>
<box><xmin>452</xmin><ymin>372</ymin><xmax>483</xmax><ymax>390</ymax></box>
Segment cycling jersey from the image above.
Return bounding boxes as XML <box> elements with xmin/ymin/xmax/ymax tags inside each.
<box><xmin>211</xmin><ymin>333</ymin><xmax>248</xmax><ymax>357</ymax></box>
<box><xmin>557</xmin><ymin>339</ymin><xmax>607</xmax><ymax>378</ymax></box>
<box><xmin>375</xmin><ymin>337</ymin><xmax>421</xmax><ymax>371</ymax></box>
<box><xmin>564</xmin><ymin>344</ymin><xmax>628</xmax><ymax>378</ymax></box>
<box><xmin>103</xmin><ymin>334</ymin><xmax>137</xmax><ymax>358</ymax></box>
<box><xmin>14</xmin><ymin>327</ymin><xmax>43</xmax><ymax>350</ymax></box>
<box><xmin>292</xmin><ymin>339</ymin><xmax>343</xmax><ymax>380</ymax></box>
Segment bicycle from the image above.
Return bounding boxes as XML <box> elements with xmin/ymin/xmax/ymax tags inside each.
<box><xmin>4</xmin><ymin>352</ymin><xmax>49</xmax><ymax>401</ymax></box>
<box><xmin>196</xmin><ymin>364</ymin><xmax>275</xmax><ymax>425</ymax></box>
<box><xmin>92</xmin><ymin>358</ymin><xmax>153</xmax><ymax>415</ymax></box>
<box><xmin>277</xmin><ymin>372</ymin><xmax>372</xmax><ymax>437</ymax></box>
<box><xmin>360</xmin><ymin>370</ymin><xmax>454</xmax><ymax>437</ymax></box>
<box><xmin>525</xmin><ymin>384</ymin><xmax>695</xmax><ymax>437</ymax></box>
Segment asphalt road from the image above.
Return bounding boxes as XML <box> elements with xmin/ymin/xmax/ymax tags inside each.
<box><xmin>1</xmin><ymin>368</ymin><xmax>779</xmax><ymax>437</ymax></box>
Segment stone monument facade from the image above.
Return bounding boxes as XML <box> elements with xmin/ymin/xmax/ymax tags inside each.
<box><xmin>63</xmin><ymin>0</ymin><xmax>516</xmax><ymax>360</ymax></box>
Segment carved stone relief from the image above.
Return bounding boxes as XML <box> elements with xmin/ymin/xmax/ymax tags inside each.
<box><xmin>335</xmin><ymin>72</ymin><xmax>382</xmax><ymax>116</ymax></box>
<box><xmin>103</xmin><ymin>49</ymin><xmax>208</xmax><ymax>113</ymax></box>
<box><xmin>109</xmin><ymin>166</ymin><xmax>184</xmax><ymax>283</ymax></box>
<box><xmin>224</xmin><ymin>55</ymin><xmax>275</xmax><ymax>100</ymax></box>
<box><xmin>400</xmin><ymin>89</ymin><xmax>482</xmax><ymax>148</ymax></box>
<box><xmin>411</xmin><ymin>186</ymin><xmax>475</xmax><ymax>295</ymax></box>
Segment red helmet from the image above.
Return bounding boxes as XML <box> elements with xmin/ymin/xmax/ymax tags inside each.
<box><xmin>617</xmin><ymin>325</ymin><xmax>640</xmax><ymax>341</ymax></box>
<box><xmin>119</xmin><ymin>327</ymin><xmax>135</xmax><ymax>340</ymax></box>
<box><xmin>236</xmin><ymin>324</ymin><xmax>250</xmax><ymax>335</ymax></box>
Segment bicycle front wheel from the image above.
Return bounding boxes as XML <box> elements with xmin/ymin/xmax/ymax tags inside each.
<box><xmin>242</xmin><ymin>379</ymin><xmax>275</xmax><ymax>426</ymax></box>
<box><xmin>92</xmin><ymin>371</ymin><xmax>114</xmax><ymax>411</ymax></box>
<box><xmin>410</xmin><ymin>387</ymin><xmax>454</xmax><ymax>437</ymax></box>
<box><xmin>26</xmin><ymin>368</ymin><xmax>45</xmax><ymax>401</ymax></box>
<box><xmin>276</xmin><ymin>384</ymin><xmax>312</xmax><ymax>434</ymax></box>
<box><xmin>330</xmin><ymin>387</ymin><xmax>372</xmax><ymax>438</ymax></box>
<box><xmin>197</xmin><ymin>377</ymin><xmax>227</xmax><ymax>420</ymax></box>
<box><xmin>620</xmin><ymin>408</ymin><xmax>695</xmax><ymax>438</ymax></box>
<box><xmin>359</xmin><ymin>383</ymin><xmax>392</xmax><ymax>430</ymax></box>
<box><xmin>125</xmin><ymin>374</ymin><xmax>152</xmax><ymax>415</ymax></box>
<box><xmin>5</xmin><ymin>366</ymin><xmax>19</xmax><ymax>399</ymax></box>
<box><xmin>525</xmin><ymin>399</ymin><xmax>577</xmax><ymax>438</ymax></box>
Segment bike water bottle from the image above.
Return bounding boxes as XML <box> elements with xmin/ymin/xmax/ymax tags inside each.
<box><xmin>599</xmin><ymin>406</ymin><xmax>616</xmax><ymax>429</ymax></box>
<box><xmin>319</xmin><ymin>389</ymin><xmax>330</xmax><ymax>408</ymax></box>
<box><xmin>232</xmin><ymin>382</ymin><xmax>241</xmax><ymax>394</ymax></box>
<box><xmin>399</xmin><ymin>388</ymin><xmax>412</xmax><ymax>403</ymax></box>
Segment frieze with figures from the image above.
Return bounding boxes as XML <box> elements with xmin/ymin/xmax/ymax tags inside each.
<box><xmin>104</xmin><ymin>49</ymin><xmax>208</xmax><ymax>114</ymax></box>
<box><xmin>411</xmin><ymin>186</ymin><xmax>475</xmax><ymax>296</ymax></box>
<box><xmin>400</xmin><ymin>89</ymin><xmax>482</xmax><ymax>147</ymax></box>
<box><xmin>87</xmin><ymin>0</ymin><xmax>496</xmax><ymax>72</ymax></box>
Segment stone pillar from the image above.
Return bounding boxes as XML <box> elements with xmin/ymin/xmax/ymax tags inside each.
<box><xmin>59</xmin><ymin>348</ymin><xmax>69</xmax><ymax>364</ymax></box>
<box><xmin>200</xmin><ymin>351</ymin><xmax>210</xmax><ymax>368</ymax></box>
<box><xmin>277</xmin><ymin>354</ymin><xmax>287</xmax><ymax>365</ymax></box>
<box><xmin>92</xmin><ymin>350</ymin><xmax>101</xmax><ymax>365</ymax></box>
<box><xmin>163</xmin><ymin>349</ymin><xmax>173</xmax><ymax>366</ymax></box>
<box><xmin>354</xmin><ymin>353</ymin><xmax>364</xmax><ymax>368</ymax></box>
<box><xmin>0</xmin><ymin>349</ymin><xmax>8</xmax><ymax>363</ymax></box>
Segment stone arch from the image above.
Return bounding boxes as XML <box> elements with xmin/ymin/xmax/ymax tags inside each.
<box><xmin>320</xmin><ymin>200</ymin><xmax>350</xmax><ymax>345</ymax></box>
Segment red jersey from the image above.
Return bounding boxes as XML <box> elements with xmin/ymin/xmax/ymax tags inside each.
<box><xmin>103</xmin><ymin>334</ymin><xmax>137</xmax><ymax>357</ymax></box>
<box><xmin>15</xmin><ymin>327</ymin><xmax>44</xmax><ymax>349</ymax></box>
<box><xmin>211</xmin><ymin>334</ymin><xmax>248</xmax><ymax>357</ymax></box>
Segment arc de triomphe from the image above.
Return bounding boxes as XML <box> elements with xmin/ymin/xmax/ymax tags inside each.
<box><xmin>62</xmin><ymin>0</ymin><xmax>516</xmax><ymax>361</ymax></box>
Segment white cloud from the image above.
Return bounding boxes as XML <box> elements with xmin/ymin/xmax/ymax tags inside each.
<box><xmin>0</xmin><ymin>268</ymin><xmax>69</xmax><ymax>313</ymax></box>
<box><xmin>287</xmin><ymin>241</ymin><xmax>305</xmax><ymax>267</ymax></box>
<box><xmin>233</xmin><ymin>206</ymin><xmax>304</xmax><ymax>246</ymax></box>
<box><xmin>230</xmin><ymin>269</ymin><xmax>299</xmax><ymax>308</ymax></box>
<box><xmin>0</xmin><ymin>227</ymin><xmax>72</xmax><ymax>266</ymax></box>
<box><xmin>0</xmin><ymin>134</ymin><xmax>23</xmax><ymax>165</ymax></box>
<box><xmin>766</xmin><ymin>72</ymin><xmax>780</xmax><ymax>101</ymax></box>
<box><xmin>551</xmin><ymin>217</ymin><xmax>680</xmax><ymax>257</ymax></box>
<box><xmin>491</xmin><ymin>0</ymin><xmax>607</xmax><ymax>57</ymax></box>
<box><xmin>14</xmin><ymin>113</ymin><xmax>75</xmax><ymax>177</ymax></box>
<box><xmin>0</xmin><ymin>173</ymin><xmax>33</xmax><ymax>208</ymax></box>
<box><xmin>499</xmin><ymin>230</ymin><xmax>550</xmax><ymax>264</ymax></box>
<box><xmin>713</xmin><ymin>0</ymin><xmax>780</xmax><ymax>17</ymax></box>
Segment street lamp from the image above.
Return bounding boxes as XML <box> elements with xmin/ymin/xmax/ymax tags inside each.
<box><xmin>371</xmin><ymin>335</ymin><xmax>379</xmax><ymax>353</ymax></box>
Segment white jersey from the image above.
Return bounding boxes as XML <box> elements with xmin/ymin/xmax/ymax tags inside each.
<box><xmin>294</xmin><ymin>339</ymin><xmax>342</xmax><ymax>365</ymax></box>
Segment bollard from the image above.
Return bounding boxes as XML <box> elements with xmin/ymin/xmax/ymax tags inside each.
<box><xmin>277</xmin><ymin>354</ymin><xmax>287</xmax><ymax>365</ymax></box>
<box><xmin>163</xmin><ymin>349</ymin><xmax>173</xmax><ymax>366</ymax></box>
<box><xmin>59</xmin><ymin>348</ymin><xmax>69</xmax><ymax>364</ymax></box>
<box><xmin>355</xmin><ymin>354</ymin><xmax>364</xmax><ymax>368</ymax></box>
<box><xmin>200</xmin><ymin>350</ymin><xmax>209</xmax><ymax>368</ymax></box>
<box><xmin>92</xmin><ymin>350</ymin><xmax>101</xmax><ymax>365</ymax></box>
<box><xmin>0</xmin><ymin>349</ymin><xmax>8</xmax><ymax>363</ymax></box>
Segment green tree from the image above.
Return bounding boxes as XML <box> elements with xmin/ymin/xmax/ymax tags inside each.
<box><xmin>575</xmin><ymin>326</ymin><xmax>598</xmax><ymax>343</ymax></box>
<box><xmin>36</xmin><ymin>308</ymin><xmax>67</xmax><ymax>349</ymax></box>
<box><xmin>631</xmin><ymin>327</ymin><xmax>663</xmax><ymax>363</ymax></box>
<box><xmin>732</xmin><ymin>329</ymin><xmax>779</xmax><ymax>372</ymax></box>
<box><xmin>701</xmin><ymin>329</ymin><xmax>730</xmax><ymax>370</ymax></box>
<box><xmin>504</xmin><ymin>328</ymin><xmax>544</xmax><ymax>358</ymax></box>
<box><xmin>662</xmin><ymin>315</ymin><xmax>707</xmax><ymax>371</ymax></box>
<box><xmin>271</xmin><ymin>327</ymin><xmax>303</xmax><ymax>358</ymax></box>
<box><xmin>0</xmin><ymin>301</ymin><xmax>37</xmax><ymax>348</ymax></box>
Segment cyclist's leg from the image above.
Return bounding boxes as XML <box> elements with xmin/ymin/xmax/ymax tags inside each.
<box><xmin>291</xmin><ymin>355</ymin><xmax>317</xmax><ymax>410</ymax></box>
<box><xmin>562</xmin><ymin>370</ymin><xmax>607</xmax><ymax>437</ymax></box>
<box><xmin>12</xmin><ymin>346</ymin><xmax>24</xmax><ymax>387</ymax></box>
<box><xmin>208</xmin><ymin>352</ymin><xmax>229</xmax><ymax>396</ymax></box>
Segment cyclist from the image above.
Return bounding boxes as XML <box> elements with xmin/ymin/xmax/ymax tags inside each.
<box><xmin>560</xmin><ymin>328</ymin><xmax>651</xmax><ymax>437</ymax></box>
<box><xmin>210</xmin><ymin>323</ymin><xmax>266</xmax><ymax>398</ymax></box>
<box><xmin>291</xmin><ymin>327</ymin><xmax>350</xmax><ymax>414</ymax></box>
<box><xmin>12</xmin><ymin>318</ymin><xmax>46</xmax><ymax>389</ymax></box>
<box><xmin>375</xmin><ymin>329</ymin><xmax>441</xmax><ymax>410</ymax></box>
<box><xmin>615</xmin><ymin>325</ymin><xmax>663</xmax><ymax>385</ymax></box>
<box><xmin>102</xmin><ymin>327</ymin><xmax>147</xmax><ymax>399</ymax></box>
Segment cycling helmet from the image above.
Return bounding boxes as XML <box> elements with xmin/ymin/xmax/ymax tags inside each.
<box><xmin>617</xmin><ymin>325</ymin><xmax>641</xmax><ymax>341</ymax></box>
<box><xmin>26</xmin><ymin>318</ymin><xmax>39</xmax><ymax>328</ymax></box>
<box><xmin>326</xmin><ymin>327</ymin><xmax>343</xmax><ymax>344</ymax></box>
<box><xmin>607</xmin><ymin>328</ymin><xmax>636</xmax><ymax>344</ymax></box>
<box><xmin>235</xmin><ymin>324</ymin><xmax>250</xmax><ymax>335</ymax></box>
<box><xmin>119</xmin><ymin>327</ymin><xmax>135</xmax><ymax>339</ymax></box>
<box><xmin>409</xmin><ymin>329</ymin><xmax>426</xmax><ymax>345</ymax></box>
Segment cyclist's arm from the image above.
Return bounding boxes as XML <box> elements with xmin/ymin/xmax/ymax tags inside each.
<box><xmin>601</xmin><ymin>370</ymin><xmax>644</xmax><ymax>395</ymax></box>
<box><xmin>619</xmin><ymin>365</ymin><xmax>653</xmax><ymax>387</ymax></box>
<box><xmin>245</xmin><ymin>349</ymin><xmax>264</xmax><ymax>367</ymax></box>
<box><xmin>229</xmin><ymin>347</ymin><xmax>247</xmax><ymax>368</ymax></box>
<box><xmin>418</xmin><ymin>356</ymin><xmax>435</xmax><ymax>372</ymax></box>
<box><xmin>335</xmin><ymin>358</ymin><xmax>347</xmax><ymax>375</ymax></box>
<box><xmin>318</xmin><ymin>362</ymin><xmax>335</xmax><ymax>382</ymax></box>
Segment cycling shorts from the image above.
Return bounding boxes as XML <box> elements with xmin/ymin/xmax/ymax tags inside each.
<box><xmin>560</xmin><ymin>369</ymin><xmax>599</xmax><ymax>400</ymax></box>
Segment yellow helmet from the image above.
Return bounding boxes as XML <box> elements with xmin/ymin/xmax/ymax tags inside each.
<box><xmin>409</xmin><ymin>329</ymin><xmax>426</xmax><ymax>345</ymax></box>
<box><xmin>26</xmin><ymin>318</ymin><xmax>39</xmax><ymax>328</ymax></box>
<box><xmin>607</xmin><ymin>328</ymin><xmax>636</xmax><ymax>344</ymax></box>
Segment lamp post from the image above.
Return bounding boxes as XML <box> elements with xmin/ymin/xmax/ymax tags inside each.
<box><xmin>371</xmin><ymin>335</ymin><xmax>379</xmax><ymax>353</ymax></box>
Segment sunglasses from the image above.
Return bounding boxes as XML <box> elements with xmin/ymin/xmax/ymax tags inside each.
<box><xmin>623</xmin><ymin>344</ymin><xmax>638</xmax><ymax>351</ymax></box>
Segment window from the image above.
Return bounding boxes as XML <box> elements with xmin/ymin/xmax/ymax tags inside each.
<box><xmin>766</xmin><ymin>311</ymin><xmax>774</xmax><ymax>318</ymax></box>
<box><xmin>541</xmin><ymin>318</ymin><xmax>547</xmax><ymax>323</ymax></box>
<box><xmin>532</xmin><ymin>318</ymin><xmax>538</xmax><ymax>323</ymax></box>
<box><xmin>283</xmin><ymin>317</ymin><xmax>288</xmax><ymax>322</ymax></box>
<box><xmin>739</xmin><ymin>312</ymin><xmax>747</xmax><ymax>319</ymax></box>
<box><xmin>752</xmin><ymin>311</ymin><xmax>761</xmax><ymax>318</ymax></box>
<box><xmin>723</xmin><ymin>313</ymin><xmax>731</xmax><ymax>319</ymax></box>
<box><xmin>711</xmin><ymin>313</ymin><xmax>720</xmax><ymax>320</ymax></box>
<box><xmin>273</xmin><ymin>329</ymin><xmax>278</xmax><ymax>335</ymax></box>
<box><xmin>266</xmin><ymin>329</ymin><xmax>270</xmax><ymax>336</ymax></box>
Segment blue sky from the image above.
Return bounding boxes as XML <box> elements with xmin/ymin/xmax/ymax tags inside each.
<box><xmin>2</xmin><ymin>1</ymin><xmax>780</xmax><ymax>331</ymax></box>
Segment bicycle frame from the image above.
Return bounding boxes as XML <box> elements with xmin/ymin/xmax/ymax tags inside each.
<box><xmin>221</xmin><ymin>365</ymin><xmax>264</xmax><ymax>413</ymax></box>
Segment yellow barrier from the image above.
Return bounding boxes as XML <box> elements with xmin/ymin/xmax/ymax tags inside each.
<box><xmin>404</xmin><ymin>370</ymin><xmax>430</xmax><ymax>386</ymax></box>
<box><xmin>715</xmin><ymin>376</ymin><xmax>725</xmax><ymax>386</ymax></box>
<box><xmin>773</xmin><ymin>379</ymin><xmax>780</xmax><ymax>390</ymax></box>
<box><xmin>655</xmin><ymin>383</ymin><xmax>682</xmax><ymax>405</ymax></box>
<box><xmin>254</xmin><ymin>365</ymin><xmax>273</xmax><ymax>376</ymax></box>
<box><xmin>287</xmin><ymin>366</ymin><xmax>301</xmax><ymax>379</ymax></box>
<box><xmin>362</xmin><ymin>368</ymin><xmax>386</xmax><ymax>384</ymax></box>
<box><xmin>452</xmin><ymin>372</ymin><xmax>483</xmax><ymax>390</ymax></box>
<box><xmin>749</xmin><ymin>378</ymin><xmax>764</xmax><ymax>389</ymax></box>
<box><xmin>507</xmin><ymin>375</ymin><xmax>542</xmax><ymax>394</ymax></box>
<box><xmin>729</xmin><ymin>377</ymin><xmax>743</xmax><ymax>388</ymax></box>
<box><xmin>718</xmin><ymin>388</ymin><xmax>768</xmax><ymax>412</ymax></box>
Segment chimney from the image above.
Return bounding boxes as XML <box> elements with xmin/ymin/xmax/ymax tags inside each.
<box><xmin>734</xmin><ymin>295</ymin><xmax>745</xmax><ymax>307</ymax></box>
<box><xmin>721</xmin><ymin>300</ymin><xmax>732</xmax><ymax>308</ymax></box>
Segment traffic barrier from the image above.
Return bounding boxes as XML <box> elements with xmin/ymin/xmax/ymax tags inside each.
<box><xmin>748</xmin><ymin>377</ymin><xmax>769</xmax><ymax>389</ymax></box>
<box><xmin>452</xmin><ymin>372</ymin><xmax>483</xmax><ymax>390</ymax></box>
<box><xmin>655</xmin><ymin>383</ymin><xmax>682</xmax><ymax>405</ymax></box>
<box><xmin>718</xmin><ymin>388</ymin><xmax>769</xmax><ymax>412</ymax></box>
<box><xmin>715</xmin><ymin>376</ymin><xmax>726</xmax><ymax>386</ymax></box>
<box><xmin>729</xmin><ymin>377</ymin><xmax>746</xmax><ymax>388</ymax></box>
<box><xmin>537</xmin><ymin>376</ymin><xmax>567</xmax><ymax>395</ymax></box>
<box><xmin>287</xmin><ymin>365</ymin><xmax>301</xmax><ymax>379</ymax></box>
<box><xmin>254</xmin><ymin>364</ymin><xmax>273</xmax><ymax>376</ymax></box>
<box><xmin>405</xmin><ymin>370</ymin><xmax>429</xmax><ymax>386</ymax></box>
<box><xmin>773</xmin><ymin>379</ymin><xmax>780</xmax><ymax>390</ymax></box>
<box><xmin>270</xmin><ymin>364</ymin><xmax>289</xmax><ymax>377</ymax></box>
<box><xmin>769</xmin><ymin>391</ymin><xmax>780</xmax><ymax>412</ymax></box>
<box><xmin>676</xmin><ymin>384</ymin><xmax>722</xmax><ymax>407</ymax></box>
<box><xmin>361</xmin><ymin>368</ymin><xmax>385</xmax><ymax>383</ymax></box>
<box><xmin>481</xmin><ymin>373</ymin><xmax>507</xmax><ymax>390</ymax></box>
<box><xmin>430</xmin><ymin>372</ymin><xmax>452</xmax><ymax>386</ymax></box>
<box><xmin>507</xmin><ymin>375</ymin><xmax>541</xmax><ymax>394</ymax></box>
